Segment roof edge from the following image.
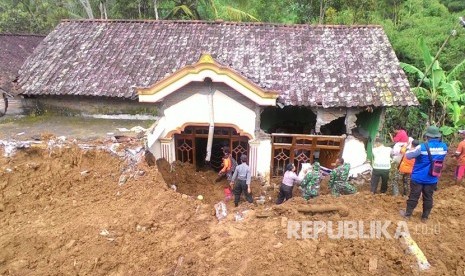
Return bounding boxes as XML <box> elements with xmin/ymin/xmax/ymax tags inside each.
<box><xmin>0</xmin><ymin>33</ymin><xmax>46</xmax><ymax>37</ymax></box>
<box><xmin>60</xmin><ymin>19</ymin><xmax>383</xmax><ymax>29</ymax></box>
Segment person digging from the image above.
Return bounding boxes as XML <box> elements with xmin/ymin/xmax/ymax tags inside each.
<box><xmin>229</xmin><ymin>154</ymin><xmax>253</xmax><ymax>207</ymax></box>
<box><xmin>300</xmin><ymin>162</ymin><xmax>322</xmax><ymax>200</ymax></box>
<box><xmin>328</xmin><ymin>158</ymin><xmax>357</xmax><ymax>196</ymax></box>
<box><xmin>216</xmin><ymin>147</ymin><xmax>234</xmax><ymax>182</ymax></box>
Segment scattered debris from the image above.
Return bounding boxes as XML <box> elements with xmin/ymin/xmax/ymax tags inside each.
<box><xmin>234</xmin><ymin>211</ymin><xmax>244</xmax><ymax>222</ymax></box>
<box><xmin>256</xmin><ymin>195</ymin><xmax>266</xmax><ymax>205</ymax></box>
<box><xmin>118</xmin><ymin>175</ymin><xmax>128</xmax><ymax>186</ymax></box>
<box><xmin>273</xmin><ymin>204</ymin><xmax>349</xmax><ymax>217</ymax></box>
<box><xmin>255</xmin><ymin>211</ymin><xmax>273</xmax><ymax>218</ymax></box>
<box><xmin>173</xmin><ymin>256</ymin><xmax>184</xmax><ymax>276</ymax></box>
<box><xmin>214</xmin><ymin>201</ymin><xmax>227</xmax><ymax>221</ymax></box>
<box><xmin>80</xmin><ymin>170</ymin><xmax>90</xmax><ymax>176</ymax></box>
<box><xmin>224</xmin><ymin>188</ymin><xmax>232</xmax><ymax>202</ymax></box>
<box><xmin>0</xmin><ymin>140</ymin><xmax>42</xmax><ymax>157</ymax></box>
<box><xmin>369</xmin><ymin>257</ymin><xmax>378</xmax><ymax>272</ymax></box>
<box><xmin>398</xmin><ymin>231</ymin><xmax>431</xmax><ymax>271</ymax></box>
<box><xmin>99</xmin><ymin>229</ymin><xmax>110</xmax><ymax>236</ymax></box>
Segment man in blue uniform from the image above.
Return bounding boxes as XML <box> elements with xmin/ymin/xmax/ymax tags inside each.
<box><xmin>400</xmin><ymin>126</ymin><xmax>448</xmax><ymax>222</ymax></box>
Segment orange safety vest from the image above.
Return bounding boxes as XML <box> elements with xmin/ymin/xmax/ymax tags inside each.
<box><xmin>220</xmin><ymin>156</ymin><xmax>232</xmax><ymax>173</ymax></box>
<box><xmin>399</xmin><ymin>146</ymin><xmax>415</xmax><ymax>174</ymax></box>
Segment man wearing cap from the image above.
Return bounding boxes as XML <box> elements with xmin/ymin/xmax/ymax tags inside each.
<box><xmin>454</xmin><ymin>130</ymin><xmax>465</xmax><ymax>185</ymax></box>
<box><xmin>230</xmin><ymin>155</ymin><xmax>253</xmax><ymax>207</ymax></box>
<box><xmin>400</xmin><ymin>126</ymin><xmax>448</xmax><ymax>222</ymax></box>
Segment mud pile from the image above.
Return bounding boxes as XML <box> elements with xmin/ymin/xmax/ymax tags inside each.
<box><xmin>1</xmin><ymin>144</ymin><xmax>464</xmax><ymax>275</ymax></box>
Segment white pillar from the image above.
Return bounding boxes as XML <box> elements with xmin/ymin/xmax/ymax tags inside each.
<box><xmin>160</xmin><ymin>137</ymin><xmax>174</xmax><ymax>163</ymax></box>
<box><xmin>248</xmin><ymin>140</ymin><xmax>260</xmax><ymax>177</ymax></box>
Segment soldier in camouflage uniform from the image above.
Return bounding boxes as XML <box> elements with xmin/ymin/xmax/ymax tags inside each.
<box><xmin>329</xmin><ymin>158</ymin><xmax>357</xmax><ymax>196</ymax></box>
<box><xmin>300</xmin><ymin>162</ymin><xmax>322</xmax><ymax>200</ymax></box>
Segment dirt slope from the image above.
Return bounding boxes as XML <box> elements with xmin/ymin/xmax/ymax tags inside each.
<box><xmin>1</xmin><ymin>143</ymin><xmax>464</xmax><ymax>275</ymax></box>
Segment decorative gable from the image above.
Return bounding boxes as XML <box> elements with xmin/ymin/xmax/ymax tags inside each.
<box><xmin>137</xmin><ymin>54</ymin><xmax>279</xmax><ymax>106</ymax></box>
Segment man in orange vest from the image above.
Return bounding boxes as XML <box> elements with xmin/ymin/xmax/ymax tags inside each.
<box><xmin>215</xmin><ymin>147</ymin><xmax>233</xmax><ymax>182</ymax></box>
<box><xmin>393</xmin><ymin>138</ymin><xmax>418</xmax><ymax>196</ymax></box>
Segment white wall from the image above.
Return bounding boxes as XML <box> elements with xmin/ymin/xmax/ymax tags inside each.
<box><xmin>146</xmin><ymin>86</ymin><xmax>277</xmax><ymax>181</ymax></box>
<box><xmin>255</xmin><ymin>138</ymin><xmax>272</xmax><ymax>181</ymax></box>
<box><xmin>162</xmin><ymin>90</ymin><xmax>256</xmax><ymax>139</ymax></box>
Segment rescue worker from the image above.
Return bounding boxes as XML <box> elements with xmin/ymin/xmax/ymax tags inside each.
<box><xmin>391</xmin><ymin>124</ymin><xmax>409</xmax><ymax>143</ymax></box>
<box><xmin>392</xmin><ymin>138</ymin><xmax>418</xmax><ymax>196</ymax></box>
<box><xmin>370</xmin><ymin>138</ymin><xmax>392</xmax><ymax>194</ymax></box>
<box><xmin>216</xmin><ymin>147</ymin><xmax>233</xmax><ymax>182</ymax></box>
<box><xmin>229</xmin><ymin>155</ymin><xmax>253</xmax><ymax>207</ymax></box>
<box><xmin>400</xmin><ymin>126</ymin><xmax>448</xmax><ymax>222</ymax></box>
<box><xmin>328</xmin><ymin>158</ymin><xmax>357</xmax><ymax>196</ymax></box>
<box><xmin>276</xmin><ymin>163</ymin><xmax>303</xmax><ymax>204</ymax></box>
<box><xmin>300</xmin><ymin>162</ymin><xmax>322</xmax><ymax>200</ymax></box>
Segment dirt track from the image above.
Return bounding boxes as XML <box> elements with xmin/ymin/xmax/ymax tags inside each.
<box><xmin>1</xmin><ymin>139</ymin><xmax>465</xmax><ymax>275</ymax></box>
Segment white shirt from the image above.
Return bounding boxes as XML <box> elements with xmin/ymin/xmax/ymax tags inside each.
<box><xmin>372</xmin><ymin>145</ymin><xmax>392</xmax><ymax>170</ymax></box>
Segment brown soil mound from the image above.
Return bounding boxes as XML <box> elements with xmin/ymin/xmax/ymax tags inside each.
<box><xmin>1</xmin><ymin>145</ymin><xmax>464</xmax><ymax>275</ymax></box>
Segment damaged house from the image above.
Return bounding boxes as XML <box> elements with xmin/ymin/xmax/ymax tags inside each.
<box><xmin>0</xmin><ymin>34</ymin><xmax>44</xmax><ymax>116</ymax></box>
<box><xmin>18</xmin><ymin>20</ymin><xmax>418</xmax><ymax>180</ymax></box>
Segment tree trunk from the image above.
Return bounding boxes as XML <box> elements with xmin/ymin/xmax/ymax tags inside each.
<box><xmin>79</xmin><ymin>0</ymin><xmax>94</xmax><ymax>19</ymax></box>
<box><xmin>99</xmin><ymin>0</ymin><xmax>108</xmax><ymax>19</ymax></box>
<box><xmin>319</xmin><ymin>0</ymin><xmax>324</xmax><ymax>24</ymax></box>
<box><xmin>154</xmin><ymin>0</ymin><xmax>159</xmax><ymax>20</ymax></box>
<box><xmin>309</xmin><ymin>0</ymin><xmax>313</xmax><ymax>22</ymax></box>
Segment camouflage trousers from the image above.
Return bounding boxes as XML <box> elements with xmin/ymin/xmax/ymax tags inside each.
<box><xmin>329</xmin><ymin>181</ymin><xmax>357</xmax><ymax>197</ymax></box>
<box><xmin>391</xmin><ymin>170</ymin><xmax>410</xmax><ymax>196</ymax></box>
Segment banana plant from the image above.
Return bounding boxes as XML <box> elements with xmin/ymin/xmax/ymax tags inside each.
<box><xmin>400</xmin><ymin>37</ymin><xmax>465</xmax><ymax>138</ymax></box>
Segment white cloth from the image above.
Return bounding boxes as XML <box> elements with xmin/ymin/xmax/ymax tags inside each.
<box><xmin>391</xmin><ymin>138</ymin><xmax>414</xmax><ymax>164</ymax></box>
<box><xmin>391</xmin><ymin>142</ymin><xmax>407</xmax><ymax>164</ymax></box>
<box><xmin>342</xmin><ymin>135</ymin><xmax>367</xmax><ymax>168</ymax></box>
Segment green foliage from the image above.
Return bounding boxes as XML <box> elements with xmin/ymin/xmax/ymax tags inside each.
<box><xmin>400</xmin><ymin>36</ymin><xmax>465</xmax><ymax>138</ymax></box>
<box><xmin>0</xmin><ymin>0</ymin><xmax>70</xmax><ymax>33</ymax></box>
<box><xmin>443</xmin><ymin>1</ymin><xmax>465</xmax><ymax>12</ymax></box>
<box><xmin>383</xmin><ymin>107</ymin><xmax>428</xmax><ymax>140</ymax></box>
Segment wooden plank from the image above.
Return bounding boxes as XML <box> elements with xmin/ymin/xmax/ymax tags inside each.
<box><xmin>271</xmin><ymin>133</ymin><xmax>345</xmax><ymax>139</ymax></box>
<box><xmin>314</xmin><ymin>145</ymin><xmax>341</xmax><ymax>150</ymax></box>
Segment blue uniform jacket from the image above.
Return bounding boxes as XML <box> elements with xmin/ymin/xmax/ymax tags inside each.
<box><xmin>406</xmin><ymin>138</ymin><xmax>448</xmax><ymax>185</ymax></box>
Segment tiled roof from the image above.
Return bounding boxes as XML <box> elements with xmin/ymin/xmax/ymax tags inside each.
<box><xmin>0</xmin><ymin>34</ymin><xmax>44</xmax><ymax>93</ymax></box>
<box><xmin>18</xmin><ymin>20</ymin><xmax>416</xmax><ymax>107</ymax></box>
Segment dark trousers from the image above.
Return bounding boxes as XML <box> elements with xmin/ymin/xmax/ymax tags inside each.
<box><xmin>371</xmin><ymin>169</ymin><xmax>390</xmax><ymax>193</ymax></box>
<box><xmin>276</xmin><ymin>184</ymin><xmax>293</xmax><ymax>205</ymax></box>
<box><xmin>233</xmin><ymin>179</ymin><xmax>253</xmax><ymax>207</ymax></box>
<box><xmin>406</xmin><ymin>181</ymin><xmax>437</xmax><ymax>219</ymax></box>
